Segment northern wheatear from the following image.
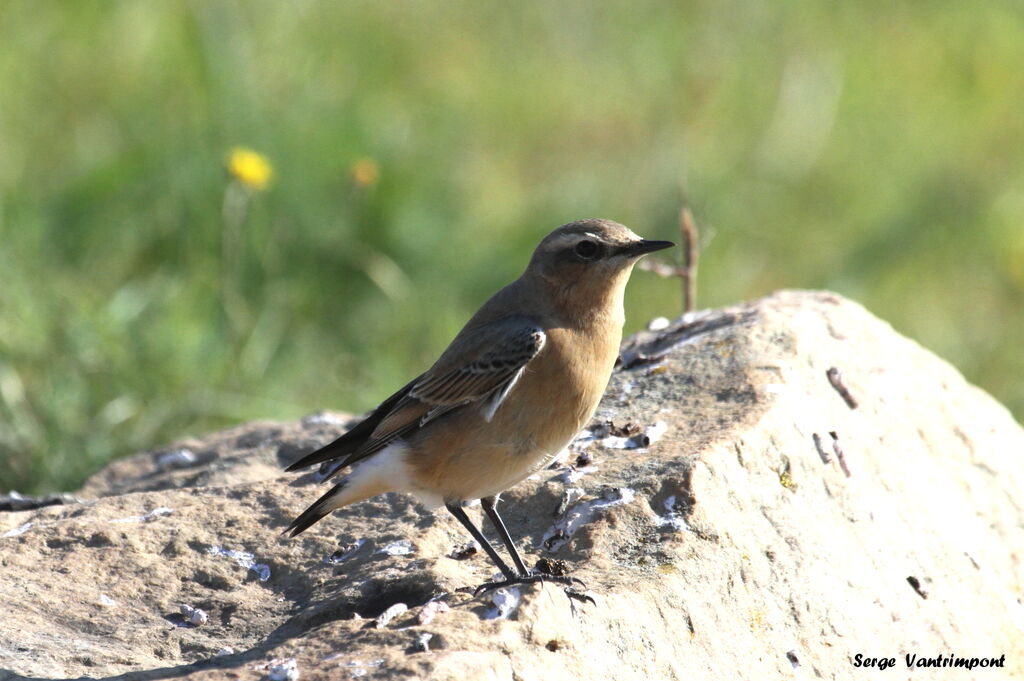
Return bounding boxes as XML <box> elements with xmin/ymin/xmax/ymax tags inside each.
<box><xmin>284</xmin><ymin>219</ymin><xmax>673</xmax><ymax>595</ymax></box>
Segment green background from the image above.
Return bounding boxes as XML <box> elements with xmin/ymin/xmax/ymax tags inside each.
<box><xmin>2</xmin><ymin>1</ymin><xmax>1022</xmax><ymax>493</ymax></box>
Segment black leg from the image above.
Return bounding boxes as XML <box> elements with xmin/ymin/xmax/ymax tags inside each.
<box><xmin>448</xmin><ymin>500</ymin><xmax>592</xmax><ymax>605</ymax></box>
<box><xmin>445</xmin><ymin>502</ymin><xmax>517</xmax><ymax>580</ymax></box>
<box><xmin>480</xmin><ymin>496</ymin><xmax>529</xmax><ymax>576</ymax></box>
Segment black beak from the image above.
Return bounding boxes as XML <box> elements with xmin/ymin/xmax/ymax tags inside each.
<box><xmin>622</xmin><ymin>239</ymin><xmax>675</xmax><ymax>257</ymax></box>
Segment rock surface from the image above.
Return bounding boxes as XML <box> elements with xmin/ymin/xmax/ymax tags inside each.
<box><xmin>2</xmin><ymin>290</ymin><xmax>1022</xmax><ymax>681</ymax></box>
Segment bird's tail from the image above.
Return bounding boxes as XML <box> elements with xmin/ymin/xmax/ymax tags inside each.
<box><xmin>284</xmin><ymin>435</ymin><xmax>357</xmax><ymax>473</ymax></box>
<box><xmin>283</xmin><ymin>480</ymin><xmax>351</xmax><ymax>537</ymax></box>
<box><xmin>283</xmin><ymin>448</ymin><xmax>401</xmax><ymax>536</ymax></box>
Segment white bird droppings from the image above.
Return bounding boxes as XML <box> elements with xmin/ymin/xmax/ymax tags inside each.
<box><xmin>542</xmin><ymin>488</ymin><xmax>636</xmax><ymax>551</ymax></box>
<box><xmin>156</xmin><ymin>448</ymin><xmax>196</xmax><ymax>471</ymax></box>
<box><xmin>655</xmin><ymin>495</ymin><xmax>691</xmax><ymax>532</ymax></box>
<box><xmin>266</xmin><ymin>658</ymin><xmax>299</xmax><ymax>681</ymax></box>
<box><xmin>376</xmin><ymin>539</ymin><xmax>414</xmax><ymax>556</ymax></box>
<box><xmin>2</xmin><ymin>522</ymin><xmax>32</xmax><ymax>538</ymax></box>
<box><xmin>557</xmin><ymin>465</ymin><xmax>599</xmax><ymax>484</ymax></box>
<box><xmin>302</xmin><ymin>412</ymin><xmax>348</xmax><ymax>427</ymax></box>
<box><xmin>325</xmin><ymin>539</ymin><xmax>366</xmax><ymax>564</ymax></box>
<box><xmin>578</xmin><ymin>420</ymin><xmax>669</xmax><ymax>451</ymax></box>
<box><xmin>484</xmin><ymin>587</ymin><xmax>522</xmax><ymax>620</ymax></box>
<box><xmin>647</xmin><ymin>316</ymin><xmax>671</xmax><ymax>331</ymax></box>
<box><xmin>417</xmin><ymin>599</ymin><xmax>450</xmax><ymax>626</ymax></box>
<box><xmin>111</xmin><ymin>507</ymin><xmax>174</xmax><ymax>524</ymax></box>
<box><xmin>179</xmin><ymin>603</ymin><xmax>208</xmax><ymax>626</ymax></box>
<box><xmin>374</xmin><ymin>602</ymin><xmax>408</xmax><ymax>628</ymax></box>
<box><xmin>645</xmin><ymin>420</ymin><xmax>669</xmax><ymax>444</ymax></box>
<box><xmin>206</xmin><ymin>546</ymin><xmax>271</xmax><ymax>581</ymax></box>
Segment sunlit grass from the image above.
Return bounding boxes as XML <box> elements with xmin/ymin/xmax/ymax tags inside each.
<box><xmin>0</xmin><ymin>1</ymin><xmax>1022</xmax><ymax>492</ymax></box>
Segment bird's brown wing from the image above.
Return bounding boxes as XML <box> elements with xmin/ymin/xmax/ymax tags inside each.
<box><xmin>285</xmin><ymin>317</ymin><xmax>545</xmax><ymax>476</ymax></box>
<box><xmin>370</xmin><ymin>318</ymin><xmax>546</xmax><ymax>442</ymax></box>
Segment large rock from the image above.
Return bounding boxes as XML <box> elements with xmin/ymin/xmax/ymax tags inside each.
<box><xmin>1</xmin><ymin>290</ymin><xmax>1021</xmax><ymax>680</ymax></box>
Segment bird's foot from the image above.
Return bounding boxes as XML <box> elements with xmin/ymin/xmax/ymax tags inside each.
<box><xmin>562</xmin><ymin>587</ymin><xmax>597</xmax><ymax>606</ymax></box>
<box><xmin>473</xmin><ymin>573</ymin><xmax>585</xmax><ymax>596</ymax></box>
<box><xmin>473</xmin><ymin>573</ymin><xmax>592</xmax><ymax>605</ymax></box>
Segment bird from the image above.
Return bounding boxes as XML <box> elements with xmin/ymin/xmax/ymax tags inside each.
<box><xmin>283</xmin><ymin>218</ymin><xmax>673</xmax><ymax>596</ymax></box>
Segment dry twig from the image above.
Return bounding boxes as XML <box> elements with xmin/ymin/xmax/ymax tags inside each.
<box><xmin>637</xmin><ymin>203</ymin><xmax>701</xmax><ymax>314</ymax></box>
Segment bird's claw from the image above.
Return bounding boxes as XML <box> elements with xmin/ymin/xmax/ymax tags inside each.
<box><xmin>563</xmin><ymin>587</ymin><xmax>596</xmax><ymax>606</ymax></box>
<box><xmin>473</xmin><ymin>573</ymin><xmax>586</xmax><ymax>597</ymax></box>
<box><xmin>474</xmin><ymin>575</ymin><xmax>596</xmax><ymax>607</ymax></box>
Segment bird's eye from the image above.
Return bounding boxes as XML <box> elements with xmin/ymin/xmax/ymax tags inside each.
<box><xmin>573</xmin><ymin>240</ymin><xmax>601</xmax><ymax>260</ymax></box>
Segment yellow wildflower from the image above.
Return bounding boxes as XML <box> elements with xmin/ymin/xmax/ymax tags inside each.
<box><xmin>351</xmin><ymin>157</ymin><xmax>380</xmax><ymax>188</ymax></box>
<box><xmin>227</xmin><ymin>147</ymin><xmax>273</xmax><ymax>191</ymax></box>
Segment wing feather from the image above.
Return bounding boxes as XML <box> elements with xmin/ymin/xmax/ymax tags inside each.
<box><xmin>369</xmin><ymin>319</ymin><xmax>545</xmax><ymax>442</ymax></box>
<box><xmin>286</xmin><ymin>317</ymin><xmax>546</xmax><ymax>479</ymax></box>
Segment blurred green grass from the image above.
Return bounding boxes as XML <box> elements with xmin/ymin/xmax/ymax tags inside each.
<box><xmin>1</xmin><ymin>1</ymin><xmax>1022</xmax><ymax>493</ymax></box>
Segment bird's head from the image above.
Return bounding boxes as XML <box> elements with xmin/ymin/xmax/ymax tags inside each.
<box><xmin>525</xmin><ymin>219</ymin><xmax>674</xmax><ymax>307</ymax></box>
